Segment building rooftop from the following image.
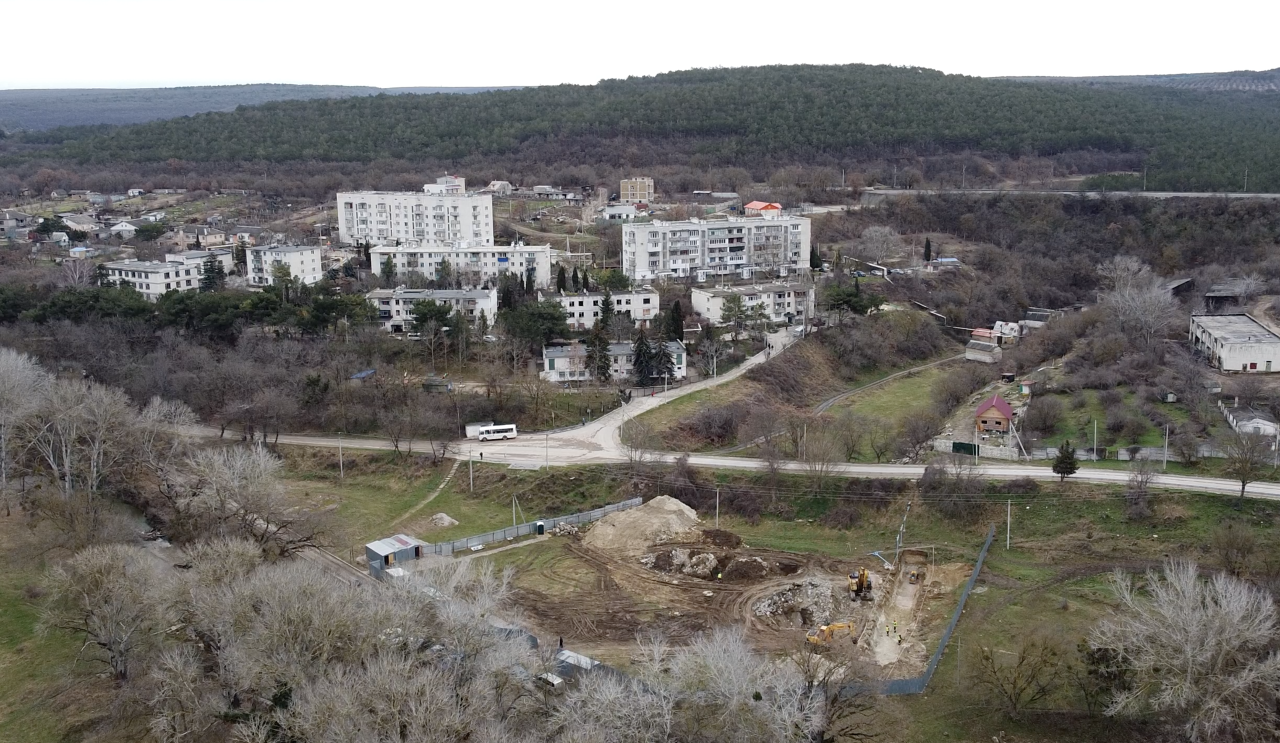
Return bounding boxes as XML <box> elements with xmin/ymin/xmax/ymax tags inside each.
<box><xmin>254</xmin><ymin>244</ymin><xmax>318</xmax><ymax>254</ymax></box>
<box><xmin>1205</xmin><ymin>279</ymin><xmax>1253</xmax><ymax>298</ymax></box>
<box><xmin>365</xmin><ymin>534</ymin><xmax>428</xmax><ymax>557</ymax></box>
<box><xmin>1191</xmin><ymin>314</ymin><xmax>1280</xmax><ymax>344</ymax></box>
<box><xmin>975</xmin><ymin>394</ymin><xmax>1014</xmax><ymax>418</ymax></box>
<box><xmin>367</xmin><ymin>287</ymin><xmax>494</xmax><ymax>301</ymax></box>
<box><xmin>694</xmin><ymin>282</ymin><xmax>812</xmax><ymax>297</ymax></box>
<box><xmin>103</xmin><ymin>258</ymin><xmax>181</xmax><ymax>271</ymax></box>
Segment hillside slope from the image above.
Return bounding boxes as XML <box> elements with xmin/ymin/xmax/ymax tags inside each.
<box><xmin>0</xmin><ymin>84</ymin><xmax>514</xmax><ymax>130</ymax></box>
<box><xmin>1007</xmin><ymin>68</ymin><xmax>1280</xmax><ymax>92</ymax></box>
<box><xmin>11</xmin><ymin>65</ymin><xmax>1280</xmax><ymax>192</ymax></box>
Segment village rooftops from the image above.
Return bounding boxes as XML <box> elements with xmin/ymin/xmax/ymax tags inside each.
<box><xmin>1190</xmin><ymin>314</ymin><xmax>1280</xmax><ymax>344</ymax></box>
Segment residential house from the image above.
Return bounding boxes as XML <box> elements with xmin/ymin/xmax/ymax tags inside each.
<box><xmin>0</xmin><ymin>210</ymin><xmax>33</xmax><ymax>238</ymax></box>
<box><xmin>109</xmin><ymin>219</ymin><xmax>150</xmax><ymax>239</ymax></box>
<box><xmin>171</xmin><ymin>225</ymin><xmax>228</xmax><ymax>248</ymax></box>
<box><xmin>602</xmin><ymin>204</ymin><xmax>639</xmax><ymax>222</ymax></box>
<box><xmin>622</xmin><ymin>214</ymin><xmax>811</xmax><ymax>282</ymax></box>
<box><xmin>371</xmin><ymin>242</ymin><xmax>553</xmax><ymax>289</ymax></box>
<box><xmin>60</xmin><ymin>215</ymin><xmax>100</xmax><ymax>233</ymax></box>
<box><xmin>1189</xmin><ymin>314</ymin><xmax>1280</xmax><ymax>373</ymax></box>
<box><xmin>481</xmin><ymin>181</ymin><xmax>514</xmax><ymax>196</ymax></box>
<box><xmin>975</xmin><ymin>394</ymin><xmax>1014</xmax><ymax>433</ymax></box>
<box><xmin>246</xmin><ymin>244</ymin><xmax>324</xmax><ymax>286</ymax></box>
<box><xmin>540</xmin><ymin>340</ymin><xmax>686</xmax><ymax>383</ymax></box>
<box><xmin>691</xmin><ymin>282</ymin><xmax>815</xmax><ymax>325</ymax></box>
<box><xmin>46</xmin><ymin>231</ymin><xmax>71</xmax><ymax>248</ymax></box>
<box><xmin>366</xmin><ymin>286</ymin><xmax>498</xmax><ymax>333</ymax></box>
<box><xmin>226</xmin><ymin>225</ymin><xmax>270</xmax><ymax>245</ymax></box>
<box><xmin>620</xmin><ymin>177</ymin><xmax>654</xmax><ymax>204</ymax></box>
<box><xmin>337</xmin><ymin>176</ymin><xmax>493</xmax><ymax>247</ymax></box>
<box><xmin>540</xmin><ymin>287</ymin><xmax>660</xmax><ymax>330</ymax></box>
<box><xmin>925</xmin><ymin>257</ymin><xmax>963</xmax><ymax>272</ymax></box>
<box><xmin>965</xmin><ymin>339</ymin><xmax>1002</xmax><ymax>364</ymax></box>
<box><xmin>742</xmin><ymin>201</ymin><xmax>782</xmax><ymax>217</ymax></box>
<box><xmin>126</xmin><ymin>188</ymin><xmax>146</xmax><ymax>197</ymax></box>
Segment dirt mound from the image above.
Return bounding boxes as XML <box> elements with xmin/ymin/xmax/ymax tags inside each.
<box><xmin>641</xmin><ymin>545</ymin><xmax>804</xmax><ymax>583</ymax></box>
<box><xmin>754</xmin><ymin>579</ymin><xmax>840</xmax><ymax>627</ymax></box>
<box><xmin>583</xmin><ymin>496</ymin><xmax>701</xmax><ymax>555</ymax></box>
<box><xmin>429</xmin><ymin>513</ymin><xmax>459</xmax><ymax>528</ymax></box>
<box><xmin>722</xmin><ymin>556</ymin><xmax>769</xmax><ymax>581</ymax></box>
<box><xmin>701</xmin><ymin>528</ymin><xmax>743</xmax><ymax>548</ymax></box>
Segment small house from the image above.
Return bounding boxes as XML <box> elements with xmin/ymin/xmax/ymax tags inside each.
<box><xmin>365</xmin><ymin>534</ymin><xmax>429</xmax><ymax>580</ymax></box>
<box><xmin>965</xmin><ymin>340</ymin><xmax>1002</xmax><ymax>364</ymax></box>
<box><xmin>1019</xmin><ymin>380</ymin><xmax>1037</xmax><ymax>396</ymax></box>
<box><xmin>975</xmin><ymin>394</ymin><xmax>1014</xmax><ymax>433</ymax></box>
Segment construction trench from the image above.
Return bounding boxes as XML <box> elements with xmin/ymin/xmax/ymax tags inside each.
<box><xmin>506</xmin><ymin>497</ymin><xmax>973</xmax><ymax>672</ymax></box>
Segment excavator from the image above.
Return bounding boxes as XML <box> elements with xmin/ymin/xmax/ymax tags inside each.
<box><xmin>848</xmin><ymin>568</ymin><xmax>873</xmax><ymax>601</ymax></box>
<box><xmin>806</xmin><ymin>621</ymin><xmax>857</xmax><ymax>650</ymax></box>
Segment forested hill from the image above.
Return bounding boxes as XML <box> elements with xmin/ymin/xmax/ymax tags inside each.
<box><xmin>16</xmin><ymin>65</ymin><xmax>1280</xmax><ymax>192</ymax></box>
<box><xmin>0</xmin><ymin>84</ymin><xmax>514</xmax><ymax>130</ymax></box>
<box><xmin>1007</xmin><ymin>68</ymin><xmax>1280</xmax><ymax>92</ymax></box>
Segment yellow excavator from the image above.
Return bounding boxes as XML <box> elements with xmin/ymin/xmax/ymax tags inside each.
<box><xmin>806</xmin><ymin>621</ymin><xmax>858</xmax><ymax>650</ymax></box>
<box><xmin>849</xmin><ymin>568</ymin><xmax>873</xmax><ymax>601</ymax></box>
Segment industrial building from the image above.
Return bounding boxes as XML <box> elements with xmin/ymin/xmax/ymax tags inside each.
<box><xmin>1189</xmin><ymin>314</ymin><xmax>1280</xmax><ymax>373</ymax></box>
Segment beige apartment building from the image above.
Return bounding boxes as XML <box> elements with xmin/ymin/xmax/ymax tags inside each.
<box><xmin>620</xmin><ymin>177</ymin><xmax>654</xmax><ymax>204</ymax></box>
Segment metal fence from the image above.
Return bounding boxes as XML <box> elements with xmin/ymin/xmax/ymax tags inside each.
<box><xmin>873</xmin><ymin>524</ymin><xmax>997</xmax><ymax>696</ymax></box>
<box><xmin>427</xmin><ymin>498</ymin><xmax>644</xmax><ymax>557</ymax></box>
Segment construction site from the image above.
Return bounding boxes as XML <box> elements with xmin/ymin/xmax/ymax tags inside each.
<box><xmin>502</xmin><ymin>496</ymin><xmax>974</xmax><ymax>674</ymax></box>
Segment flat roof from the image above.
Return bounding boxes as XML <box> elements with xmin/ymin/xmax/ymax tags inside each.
<box><xmin>694</xmin><ymin>282</ymin><xmax>811</xmax><ymax>297</ymax></box>
<box><xmin>367</xmin><ymin>288</ymin><xmax>493</xmax><ymax>300</ymax></box>
<box><xmin>365</xmin><ymin>533</ymin><xmax>428</xmax><ymax>556</ymax></box>
<box><xmin>1190</xmin><ymin>314</ymin><xmax>1280</xmax><ymax>344</ymax></box>
<box><xmin>255</xmin><ymin>244</ymin><xmax>318</xmax><ymax>254</ymax></box>
<box><xmin>102</xmin><ymin>259</ymin><xmax>180</xmax><ymax>270</ymax></box>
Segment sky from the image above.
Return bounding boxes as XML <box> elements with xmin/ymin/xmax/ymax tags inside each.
<box><xmin>4</xmin><ymin>0</ymin><xmax>1279</xmax><ymax>89</ymax></box>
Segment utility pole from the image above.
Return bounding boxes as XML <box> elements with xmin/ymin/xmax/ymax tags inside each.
<box><xmin>337</xmin><ymin>432</ymin><xmax>344</xmax><ymax>479</ymax></box>
<box><xmin>961</xmin><ymin>164</ymin><xmax>966</xmax><ymax>190</ymax></box>
<box><xmin>1143</xmin><ymin>167</ymin><xmax>1147</xmax><ymax>191</ymax></box>
<box><xmin>715</xmin><ymin>487</ymin><xmax>720</xmax><ymax>528</ymax></box>
<box><xmin>468</xmin><ymin>448</ymin><xmax>474</xmax><ymax>492</ymax></box>
<box><xmin>1093</xmin><ymin>419</ymin><xmax>1098</xmax><ymax>462</ymax></box>
<box><xmin>1163</xmin><ymin>425</ymin><xmax>1169</xmax><ymax>470</ymax></box>
<box><xmin>512</xmin><ymin>496</ymin><xmax>517</xmax><ymax>528</ymax></box>
<box><xmin>1245</xmin><ymin>166</ymin><xmax>1249</xmax><ymax>193</ymax></box>
<box><xmin>1006</xmin><ymin>500</ymin><xmax>1011</xmax><ymax>550</ymax></box>
<box><xmin>545</xmin><ymin>433</ymin><xmax>549</xmax><ymax>468</ymax></box>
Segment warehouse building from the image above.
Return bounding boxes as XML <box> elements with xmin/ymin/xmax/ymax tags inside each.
<box><xmin>1189</xmin><ymin>314</ymin><xmax>1280</xmax><ymax>373</ymax></box>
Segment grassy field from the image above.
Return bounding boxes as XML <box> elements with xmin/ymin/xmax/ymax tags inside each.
<box><xmin>828</xmin><ymin>365</ymin><xmax>947</xmax><ymax>424</ymax></box>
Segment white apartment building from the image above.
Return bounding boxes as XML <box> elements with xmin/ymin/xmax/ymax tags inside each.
<box><xmin>367</xmin><ymin>287</ymin><xmax>498</xmax><ymax>333</ymax></box>
<box><xmin>620</xmin><ymin>177</ymin><xmax>654</xmax><ymax>204</ymax></box>
<box><xmin>101</xmin><ymin>249</ymin><xmax>235</xmax><ymax>302</ymax></box>
<box><xmin>247</xmin><ymin>244</ymin><xmax>324</xmax><ymax>286</ymax></box>
<box><xmin>337</xmin><ymin>176</ymin><xmax>493</xmax><ymax>247</ymax></box>
<box><xmin>691</xmin><ymin>282</ymin><xmax>815</xmax><ymax>325</ymax></box>
<box><xmin>541</xmin><ymin>340</ymin><xmax>686</xmax><ymax>383</ymax></box>
<box><xmin>622</xmin><ymin>215</ymin><xmax>811</xmax><ymax>282</ymax></box>
<box><xmin>371</xmin><ymin>243</ymin><xmax>553</xmax><ymax>289</ymax></box>
<box><xmin>165</xmin><ymin>249</ymin><xmax>235</xmax><ymax>275</ymax></box>
<box><xmin>539</xmin><ymin>288</ymin><xmax>660</xmax><ymax>331</ymax></box>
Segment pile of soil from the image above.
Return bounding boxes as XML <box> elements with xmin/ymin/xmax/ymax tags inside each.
<box><xmin>583</xmin><ymin>495</ymin><xmax>701</xmax><ymax>555</ymax></box>
<box><xmin>754</xmin><ymin>579</ymin><xmax>840</xmax><ymax>627</ymax></box>
<box><xmin>641</xmin><ymin>545</ymin><xmax>802</xmax><ymax>583</ymax></box>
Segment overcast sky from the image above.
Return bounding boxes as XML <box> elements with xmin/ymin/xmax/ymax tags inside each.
<box><xmin>5</xmin><ymin>0</ymin><xmax>1278</xmax><ymax>89</ymax></box>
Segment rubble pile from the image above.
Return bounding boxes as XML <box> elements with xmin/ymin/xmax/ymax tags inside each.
<box><xmin>549</xmin><ymin>522</ymin><xmax>579</xmax><ymax>537</ymax></box>
<box><xmin>753</xmin><ymin>579</ymin><xmax>837</xmax><ymax>627</ymax></box>
<box><xmin>428</xmin><ymin>513</ymin><xmax>459</xmax><ymax>528</ymax></box>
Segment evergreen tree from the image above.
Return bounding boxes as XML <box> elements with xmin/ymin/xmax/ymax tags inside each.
<box><xmin>599</xmin><ymin>287</ymin><xmax>615</xmax><ymax>337</ymax></box>
<box><xmin>631</xmin><ymin>327</ymin><xmax>655</xmax><ymax>387</ymax></box>
<box><xmin>720</xmin><ymin>294</ymin><xmax>748</xmax><ymax>340</ymax></box>
<box><xmin>382</xmin><ymin>256</ymin><xmax>396</xmax><ymax>283</ymax></box>
<box><xmin>585</xmin><ymin>325</ymin><xmax>612</xmax><ymax>382</ymax></box>
<box><xmin>1053</xmin><ymin>440</ymin><xmax>1080</xmax><ymax>482</ymax></box>
<box><xmin>524</xmin><ymin>270</ymin><xmax>534</xmax><ymax>294</ymax></box>
<box><xmin>498</xmin><ymin>275</ymin><xmax>516</xmax><ymax>310</ymax></box>
<box><xmin>582</xmin><ymin>270</ymin><xmax>591</xmax><ymax>292</ymax></box>
<box><xmin>199</xmin><ymin>253</ymin><xmax>226</xmax><ymax>292</ymax></box>
<box><xmin>477</xmin><ymin>309</ymin><xmax>490</xmax><ymax>337</ymax></box>
<box><xmin>667</xmin><ymin>299</ymin><xmax>685</xmax><ymax>341</ymax></box>
<box><xmin>94</xmin><ymin>263</ymin><xmax>114</xmax><ymax>287</ymax></box>
<box><xmin>572</xmin><ymin>266</ymin><xmax>581</xmax><ymax>292</ymax></box>
<box><xmin>556</xmin><ymin>265</ymin><xmax>567</xmax><ymax>293</ymax></box>
<box><xmin>810</xmin><ymin>245</ymin><xmax>822</xmax><ymax>270</ymax></box>
<box><xmin>924</xmin><ymin>237</ymin><xmax>933</xmax><ymax>263</ymax></box>
<box><xmin>438</xmin><ymin>258</ymin><xmax>454</xmax><ymax>286</ymax></box>
<box><xmin>652</xmin><ymin>337</ymin><xmax>675</xmax><ymax>383</ymax></box>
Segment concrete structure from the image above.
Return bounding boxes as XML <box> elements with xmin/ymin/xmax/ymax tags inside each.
<box><xmin>975</xmin><ymin>395</ymin><xmax>1013</xmax><ymax>433</ymax></box>
<box><xmin>1</xmin><ymin>210</ymin><xmax>34</xmax><ymax>238</ymax></box>
<box><xmin>602</xmin><ymin>204</ymin><xmax>639</xmax><ymax>222</ymax></box>
<box><xmin>965</xmin><ymin>340</ymin><xmax>1003</xmax><ymax>364</ymax></box>
<box><xmin>337</xmin><ymin>176</ymin><xmax>493</xmax><ymax>247</ymax></box>
<box><xmin>1219</xmin><ymin>400</ymin><xmax>1280</xmax><ymax>438</ymax></box>
<box><xmin>102</xmin><ymin>259</ymin><xmax>201</xmax><ymax>301</ymax></box>
<box><xmin>622</xmin><ymin>215</ymin><xmax>811</xmax><ymax>282</ymax></box>
<box><xmin>691</xmin><ymin>282</ymin><xmax>815</xmax><ymax>326</ymax></box>
<box><xmin>367</xmin><ymin>286</ymin><xmax>498</xmax><ymax>333</ymax></box>
<box><xmin>371</xmin><ymin>242</ymin><xmax>553</xmax><ymax>289</ymax></box>
<box><xmin>513</xmin><ymin>185</ymin><xmax>583</xmax><ymax>202</ymax></box>
<box><xmin>246</xmin><ymin>244</ymin><xmax>324</xmax><ymax>286</ymax></box>
<box><xmin>1189</xmin><ymin>314</ymin><xmax>1280</xmax><ymax>372</ymax></box>
<box><xmin>540</xmin><ymin>287</ymin><xmax>660</xmax><ymax>330</ymax></box>
<box><xmin>620</xmin><ymin>177</ymin><xmax>654</xmax><ymax>204</ymax></box>
<box><xmin>171</xmin><ymin>225</ymin><xmax>228</xmax><ymax>248</ymax></box>
<box><xmin>541</xmin><ymin>340</ymin><xmax>686</xmax><ymax>383</ymax></box>
<box><xmin>166</xmin><ymin>249</ymin><xmax>234</xmax><ymax>275</ymax></box>
<box><xmin>60</xmin><ymin>214</ymin><xmax>100</xmax><ymax>233</ymax></box>
<box><xmin>481</xmin><ymin>180</ymin><xmax>514</xmax><ymax>196</ymax></box>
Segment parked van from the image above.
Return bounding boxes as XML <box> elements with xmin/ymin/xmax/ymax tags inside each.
<box><xmin>477</xmin><ymin>424</ymin><xmax>518</xmax><ymax>441</ymax></box>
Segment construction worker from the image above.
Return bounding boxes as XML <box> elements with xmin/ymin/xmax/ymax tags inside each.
<box><xmin>897</xmin><ymin>634</ymin><xmax>903</xmax><ymax>646</ymax></box>
<box><xmin>892</xmin><ymin>620</ymin><xmax>898</xmax><ymax>633</ymax></box>
<box><xmin>885</xmin><ymin>625</ymin><xmax>890</xmax><ymax>637</ymax></box>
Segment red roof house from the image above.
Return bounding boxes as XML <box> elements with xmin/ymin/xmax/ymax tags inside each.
<box><xmin>743</xmin><ymin>201</ymin><xmax>782</xmax><ymax>216</ymax></box>
<box><xmin>975</xmin><ymin>394</ymin><xmax>1014</xmax><ymax>433</ymax></box>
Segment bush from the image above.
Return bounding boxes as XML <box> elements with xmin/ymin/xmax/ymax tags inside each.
<box><xmin>1022</xmin><ymin>396</ymin><xmax>1064</xmax><ymax>436</ymax></box>
<box><xmin>820</xmin><ymin>501</ymin><xmax>862</xmax><ymax>529</ymax></box>
<box><xmin>989</xmin><ymin>477</ymin><xmax>1041</xmax><ymax>495</ymax></box>
<box><xmin>1098</xmin><ymin>388</ymin><xmax>1124</xmax><ymax>407</ymax></box>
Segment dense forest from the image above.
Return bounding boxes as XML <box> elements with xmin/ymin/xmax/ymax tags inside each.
<box><xmin>8</xmin><ymin>65</ymin><xmax>1280</xmax><ymax>192</ymax></box>
<box><xmin>0</xmin><ymin>84</ymin><xmax>513</xmax><ymax>131</ymax></box>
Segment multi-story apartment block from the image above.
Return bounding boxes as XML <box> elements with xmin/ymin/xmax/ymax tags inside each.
<box><xmin>539</xmin><ymin>288</ymin><xmax>660</xmax><ymax>331</ymax></box>
<box><xmin>100</xmin><ymin>248</ymin><xmax>233</xmax><ymax>302</ymax></box>
<box><xmin>367</xmin><ymin>287</ymin><xmax>499</xmax><ymax>333</ymax></box>
<box><xmin>691</xmin><ymin>282</ymin><xmax>815</xmax><ymax>326</ymax></box>
<box><xmin>540</xmin><ymin>340</ymin><xmax>686</xmax><ymax>383</ymax></box>
<box><xmin>622</xmin><ymin>215</ymin><xmax>811</xmax><ymax>282</ymax></box>
<box><xmin>246</xmin><ymin>244</ymin><xmax>324</xmax><ymax>286</ymax></box>
<box><xmin>371</xmin><ymin>243</ymin><xmax>553</xmax><ymax>289</ymax></box>
<box><xmin>620</xmin><ymin>177</ymin><xmax>654</xmax><ymax>204</ymax></box>
<box><xmin>337</xmin><ymin>176</ymin><xmax>493</xmax><ymax>247</ymax></box>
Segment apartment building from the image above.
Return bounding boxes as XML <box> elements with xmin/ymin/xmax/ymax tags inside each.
<box><xmin>247</xmin><ymin>244</ymin><xmax>324</xmax><ymax>286</ymax></box>
<box><xmin>539</xmin><ymin>287</ymin><xmax>660</xmax><ymax>330</ymax></box>
<box><xmin>540</xmin><ymin>340</ymin><xmax>686</xmax><ymax>383</ymax></box>
<box><xmin>620</xmin><ymin>177</ymin><xmax>654</xmax><ymax>204</ymax></box>
<box><xmin>367</xmin><ymin>287</ymin><xmax>498</xmax><ymax>333</ymax></box>
<box><xmin>622</xmin><ymin>215</ymin><xmax>811</xmax><ymax>282</ymax></box>
<box><xmin>100</xmin><ymin>249</ymin><xmax>235</xmax><ymax>302</ymax></box>
<box><xmin>371</xmin><ymin>243</ymin><xmax>553</xmax><ymax>289</ymax></box>
<box><xmin>337</xmin><ymin>176</ymin><xmax>493</xmax><ymax>247</ymax></box>
<box><xmin>691</xmin><ymin>282</ymin><xmax>815</xmax><ymax>325</ymax></box>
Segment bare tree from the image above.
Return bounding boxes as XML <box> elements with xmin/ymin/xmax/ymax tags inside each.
<box><xmin>1090</xmin><ymin>560</ymin><xmax>1280</xmax><ymax>741</ymax></box>
<box><xmin>973</xmin><ymin>634</ymin><xmax>1064</xmax><ymax>720</ymax></box>
<box><xmin>858</xmin><ymin>226</ymin><xmax>901</xmax><ymax>264</ymax></box>
<box><xmin>697</xmin><ymin>336</ymin><xmax>730</xmax><ymax>377</ymax></box>
<box><xmin>1231</xmin><ymin>375</ymin><xmax>1265</xmax><ymax>409</ymax></box>
<box><xmin>831</xmin><ymin>409</ymin><xmax>867</xmax><ymax>461</ymax></box>
<box><xmin>0</xmin><ymin>348</ymin><xmax>51</xmax><ymax>514</ymax></box>
<box><xmin>1219</xmin><ymin>430</ymin><xmax>1273</xmax><ymax>508</ymax></box>
<box><xmin>1211</xmin><ymin>521</ymin><xmax>1258</xmax><ymax>577</ymax></box>
<box><xmin>1125</xmin><ymin>455</ymin><xmax>1157</xmax><ymax>520</ymax></box>
<box><xmin>42</xmin><ymin>543</ymin><xmax>169</xmax><ymax>681</ymax></box>
<box><xmin>897</xmin><ymin>411</ymin><xmax>942</xmax><ymax>461</ymax></box>
<box><xmin>1097</xmin><ymin>257</ymin><xmax>1179</xmax><ymax>345</ymax></box>
<box><xmin>61</xmin><ymin>258</ymin><xmax>96</xmax><ymax>287</ymax></box>
<box><xmin>866</xmin><ymin>419</ymin><xmax>898</xmax><ymax>463</ymax></box>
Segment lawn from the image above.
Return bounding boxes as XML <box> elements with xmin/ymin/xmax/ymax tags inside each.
<box><xmin>827</xmin><ymin>365</ymin><xmax>948</xmax><ymax>425</ymax></box>
<box><xmin>1036</xmin><ymin>387</ymin><xmax>1216</xmax><ymax>452</ymax></box>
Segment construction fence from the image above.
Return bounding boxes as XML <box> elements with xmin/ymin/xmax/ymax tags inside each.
<box><xmin>427</xmin><ymin>498</ymin><xmax>644</xmax><ymax>557</ymax></box>
<box><xmin>872</xmin><ymin>524</ymin><xmax>997</xmax><ymax>696</ymax></box>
